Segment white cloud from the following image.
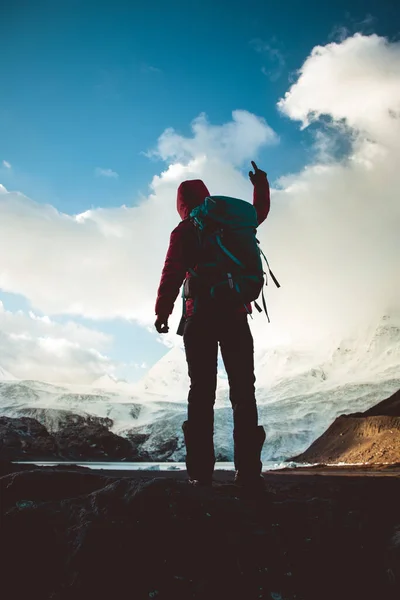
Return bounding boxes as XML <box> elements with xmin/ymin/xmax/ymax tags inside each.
<box><xmin>0</xmin><ymin>111</ymin><xmax>276</xmax><ymax>327</ymax></box>
<box><xmin>250</xmin><ymin>38</ymin><xmax>286</xmax><ymax>81</ymax></box>
<box><xmin>95</xmin><ymin>167</ymin><xmax>119</xmax><ymax>178</ymax></box>
<box><xmin>0</xmin><ymin>33</ymin><xmax>399</xmax><ymax>381</ymax></box>
<box><xmin>133</xmin><ymin>361</ymin><xmax>148</xmax><ymax>369</ymax></box>
<box><xmin>2</xmin><ymin>160</ymin><xmax>11</xmax><ymax>169</ymax></box>
<box><xmin>0</xmin><ymin>301</ymin><xmax>113</xmax><ymax>383</ymax></box>
<box><xmin>141</xmin><ymin>64</ymin><xmax>162</xmax><ymax>74</ymax></box>
<box><xmin>151</xmin><ymin>110</ymin><xmax>278</xmax><ymax>166</ymax></box>
<box><xmin>278</xmin><ymin>34</ymin><xmax>400</xmax><ymax>148</ymax></box>
<box><xmin>257</xmin><ymin>33</ymin><xmax>400</xmax><ymax>348</ymax></box>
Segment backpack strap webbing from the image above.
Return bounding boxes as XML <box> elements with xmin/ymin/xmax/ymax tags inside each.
<box><xmin>259</xmin><ymin>247</ymin><xmax>281</xmax><ymax>288</ymax></box>
<box><xmin>254</xmin><ymin>300</ymin><xmax>263</xmax><ymax>313</ymax></box>
<box><xmin>261</xmin><ymin>287</ymin><xmax>270</xmax><ymax>323</ymax></box>
<box><xmin>176</xmin><ymin>285</ymin><xmax>186</xmax><ymax>336</ymax></box>
<box><xmin>215</xmin><ymin>235</ymin><xmax>245</xmax><ymax>268</ymax></box>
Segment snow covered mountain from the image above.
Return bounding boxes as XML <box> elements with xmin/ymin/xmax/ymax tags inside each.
<box><xmin>0</xmin><ymin>315</ymin><xmax>399</xmax><ymax>462</ymax></box>
<box><xmin>134</xmin><ymin>346</ymin><xmax>190</xmax><ymax>400</ymax></box>
<box><xmin>91</xmin><ymin>374</ymin><xmax>126</xmax><ymax>388</ymax></box>
<box><xmin>0</xmin><ymin>366</ymin><xmax>18</xmax><ymax>381</ymax></box>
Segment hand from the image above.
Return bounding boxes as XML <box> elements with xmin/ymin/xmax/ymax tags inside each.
<box><xmin>155</xmin><ymin>316</ymin><xmax>169</xmax><ymax>334</ymax></box>
<box><xmin>249</xmin><ymin>161</ymin><xmax>268</xmax><ymax>186</ymax></box>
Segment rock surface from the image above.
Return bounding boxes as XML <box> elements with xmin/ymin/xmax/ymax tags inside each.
<box><xmin>291</xmin><ymin>389</ymin><xmax>400</xmax><ymax>464</ymax></box>
<box><xmin>0</xmin><ymin>416</ymin><xmax>58</xmax><ymax>460</ymax></box>
<box><xmin>53</xmin><ymin>414</ymin><xmax>137</xmax><ymax>460</ymax></box>
<box><xmin>0</xmin><ymin>415</ymin><xmax>144</xmax><ymax>461</ymax></box>
<box><xmin>1</xmin><ymin>463</ymin><xmax>400</xmax><ymax>600</ymax></box>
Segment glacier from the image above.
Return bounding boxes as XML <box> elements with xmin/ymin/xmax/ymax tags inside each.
<box><xmin>0</xmin><ymin>314</ymin><xmax>399</xmax><ymax>462</ymax></box>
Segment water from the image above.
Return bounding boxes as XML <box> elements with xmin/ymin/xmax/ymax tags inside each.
<box><xmin>15</xmin><ymin>460</ymin><xmax>294</xmax><ymax>471</ymax></box>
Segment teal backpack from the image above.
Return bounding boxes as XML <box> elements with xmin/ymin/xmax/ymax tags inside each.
<box><xmin>177</xmin><ymin>196</ymin><xmax>279</xmax><ymax>334</ymax></box>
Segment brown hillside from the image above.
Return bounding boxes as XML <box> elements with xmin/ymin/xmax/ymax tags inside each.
<box><xmin>291</xmin><ymin>389</ymin><xmax>400</xmax><ymax>464</ymax></box>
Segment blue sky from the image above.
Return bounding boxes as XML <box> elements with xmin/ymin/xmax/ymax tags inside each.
<box><xmin>0</xmin><ymin>0</ymin><xmax>399</xmax><ymax>382</ymax></box>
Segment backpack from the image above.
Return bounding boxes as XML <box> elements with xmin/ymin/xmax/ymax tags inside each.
<box><xmin>177</xmin><ymin>196</ymin><xmax>279</xmax><ymax>334</ymax></box>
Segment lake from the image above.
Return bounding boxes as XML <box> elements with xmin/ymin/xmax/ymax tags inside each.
<box><xmin>15</xmin><ymin>460</ymin><xmax>293</xmax><ymax>471</ymax></box>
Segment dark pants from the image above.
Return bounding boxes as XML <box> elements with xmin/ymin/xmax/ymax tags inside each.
<box><xmin>183</xmin><ymin>312</ymin><xmax>260</xmax><ymax>479</ymax></box>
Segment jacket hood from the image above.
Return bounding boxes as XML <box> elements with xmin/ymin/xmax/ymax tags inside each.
<box><xmin>177</xmin><ymin>179</ymin><xmax>210</xmax><ymax>220</ymax></box>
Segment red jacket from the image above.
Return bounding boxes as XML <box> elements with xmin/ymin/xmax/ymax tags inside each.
<box><xmin>155</xmin><ymin>178</ymin><xmax>270</xmax><ymax>319</ymax></box>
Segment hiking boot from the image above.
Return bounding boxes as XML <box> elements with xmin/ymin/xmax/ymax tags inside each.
<box><xmin>233</xmin><ymin>425</ymin><xmax>266</xmax><ymax>484</ymax></box>
<box><xmin>182</xmin><ymin>420</ymin><xmax>215</xmax><ymax>483</ymax></box>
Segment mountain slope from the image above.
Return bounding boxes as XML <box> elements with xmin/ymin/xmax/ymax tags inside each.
<box><xmin>0</xmin><ymin>366</ymin><xmax>18</xmax><ymax>381</ymax></box>
<box><xmin>0</xmin><ymin>315</ymin><xmax>399</xmax><ymax>462</ymax></box>
<box><xmin>290</xmin><ymin>389</ymin><xmax>400</xmax><ymax>464</ymax></box>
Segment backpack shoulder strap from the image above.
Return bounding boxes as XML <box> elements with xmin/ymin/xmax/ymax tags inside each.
<box><xmin>215</xmin><ymin>234</ymin><xmax>245</xmax><ymax>268</ymax></box>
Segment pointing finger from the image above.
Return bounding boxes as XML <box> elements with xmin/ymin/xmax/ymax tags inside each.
<box><xmin>251</xmin><ymin>161</ymin><xmax>258</xmax><ymax>172</ymax></box>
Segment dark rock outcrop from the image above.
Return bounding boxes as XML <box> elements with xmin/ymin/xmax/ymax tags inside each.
<box><xmin>1</xmin><ymin>465</ymin><xmax>400</xmax><ymax>600</ymax></box>
<box><xmin>291</xmin><ymin>389</ymin><xmax>400</xmax><ymax>464</ymax></box>
<box><xmin>215</xmin><ymin>451</ymin><xmax>231</xmax><ymax>462</ymax></box>
<box><xmin>126</xmin><ymin>427</ymin><xmax>182</xmax><ymax>461</ymax></box>
<box><xmin>0</xmin><ymin>416</ymin><xmax>58</xmax><ymax>460</ymax></box>
<box><xmin>54</xmin><ymin>414</ymin><xmax>135</xmax><ymax>460</ymax></box>
<box><xmin>0</xmin><ymin>415</ymin><xmax>144</xmax><ymax>461</ymax></box>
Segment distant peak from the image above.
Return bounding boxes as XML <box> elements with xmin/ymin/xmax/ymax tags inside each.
<box><xmin>0</xmin><ymin>366</ymin><xmax>18</xmax><ymax>381</ymax></box>
<box><xmin>91</xmin><ymin>373</ymin><xmax>128</xmax><ymax>388</ymax></box>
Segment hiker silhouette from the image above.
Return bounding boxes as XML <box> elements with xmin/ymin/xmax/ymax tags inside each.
<box><xmin>155</xmin><ymin>161</ymin><xmax>271</xmax><ymax>486</ymax></box>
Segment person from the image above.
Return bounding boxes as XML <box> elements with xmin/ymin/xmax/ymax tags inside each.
<box><xmin>155</xmin><ymin>161</ymin><xmax>270</xmax><ymax>486</ymax></box>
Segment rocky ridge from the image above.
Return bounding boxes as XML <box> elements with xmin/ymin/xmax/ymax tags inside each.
<box><xmin>1</xmin><ymin>463</ymin><xmax>399</xmax><ymax>600</ymax></box>
<box><xmin>291</xmin><ymin>389</ymin><xmax>400</xmax><ymax>464</ymax></box>
<box><xmin>0</xmin><ymin>414</ymin><xmax>148</xmax><ymax>461</ymax></box>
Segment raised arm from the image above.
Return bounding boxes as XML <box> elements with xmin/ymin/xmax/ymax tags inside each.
<box><xmin>249</xmin><ymin>161</ymin><xmax>270</xmax><ymax>225</ymax></box>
